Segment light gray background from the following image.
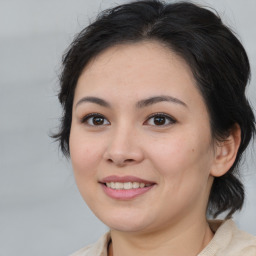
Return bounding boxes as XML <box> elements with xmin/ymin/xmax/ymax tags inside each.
<box><xmin>1</xmin><ymin>0</ymin><xmax>255</xmax><ymax>255</ymax></box>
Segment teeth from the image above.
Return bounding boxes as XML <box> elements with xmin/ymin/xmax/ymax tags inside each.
<box><xmin>123</xmin><ymin>182</ymin><xmax>132</xmax><ymax>189</ymax></box>
<box><xmin>133</xmin><ymin>182</ymin><xmax>140</xmax><ymax>189</ymax></box>
<box><xmin>110</xmin><ymin>182</ymin><xmax>116</xmax><ymax>189</ymax></box>
<box><xmin>115</xmin><ymin>182</ymin><xmax>123</xmax><ymax>189</ymax></box>
<box><xmin>106</xmin><ymin>182</ymin><xmax>151</xmax><ymax>190</ymax></box>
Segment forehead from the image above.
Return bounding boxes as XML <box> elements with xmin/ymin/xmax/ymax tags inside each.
<box><xmin>81</xmin><ymin>41</ymin><xmax>193</xmax><ymax>80</ymax></box>
<box><xmin>74</xmin><ymin>41</ymin><xmax>206</xmax><ymax>112</ymax></box>
<box><xmin>78</xmin><ymin>41</ymin><xmax>193</xmax><ymax>84</ymax></box>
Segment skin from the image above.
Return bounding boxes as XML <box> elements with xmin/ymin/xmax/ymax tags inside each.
<box><xmin>69</xmin><ymin>41</ymin><xmax>240</xmax><ymax>256</ymax></box>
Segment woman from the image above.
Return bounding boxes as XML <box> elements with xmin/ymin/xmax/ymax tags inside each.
<box><xmin>54</xmin><ymin>1</ymin><xmax>256</xmax><ymax>255</ymax></box>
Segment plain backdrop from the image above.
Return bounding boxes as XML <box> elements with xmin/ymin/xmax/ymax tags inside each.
<box><xmin>1</xmin><ymin>0</ymin><xmax>255</xmax><ymax>255</ymax></box>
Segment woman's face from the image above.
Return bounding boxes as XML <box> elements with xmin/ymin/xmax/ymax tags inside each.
<box><xmin>70</xmin><ymin>41</ymin><xmax>217</xmax><ymax>233</ymax></box>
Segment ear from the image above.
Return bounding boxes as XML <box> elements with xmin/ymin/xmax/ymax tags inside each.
<box><xmin>210</xmin><ymin>124</ymin><xmax>241</xmax><ymax>177</ymax></box>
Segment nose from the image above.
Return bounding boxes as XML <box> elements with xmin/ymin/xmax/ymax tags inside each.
<box><xmin>103</xmin><ymin>126</ymin><xmax>144</xmax><ymax>167</ymax></box>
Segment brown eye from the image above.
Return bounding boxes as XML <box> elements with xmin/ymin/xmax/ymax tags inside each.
<box><xmin>153</xmin><ymin>116</ymin><xmax>166</xmax><ymax>125</ymax></box>
<box><xmin>93</xmin><ymin>116</ymin><xmax>104</xmax><ymax>125</ymax></box>
<box><xmin>145</xmin><ymin>113</ymin><xmax>176</xmax><ymax>126</ymax></box>
<box><xmin>82</xmin><ymin>113</ymin><xmax>110</xmax><ymax>126</ymax></box>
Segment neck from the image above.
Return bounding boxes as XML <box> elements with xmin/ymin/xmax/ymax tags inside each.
<box><xmin>108</xmin><ymin>218</ymin><xmax>214</xmax><ymax>256</ymax></box>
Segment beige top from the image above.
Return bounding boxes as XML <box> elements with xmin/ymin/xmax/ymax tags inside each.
<box><xmin>70</xmin><ymin>220</ymin><xmax>256</xmax><ymax>256</ymax></box>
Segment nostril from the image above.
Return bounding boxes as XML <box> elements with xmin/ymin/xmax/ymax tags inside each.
<box><xmin>125</xmin><ymin>159</ymin><xmax>134</xmax><ymax>163</ymax></box>
<box><xmin>106</xmin><ymin>158</ymin><xmax>134</xmax><ymax>166</ymax></box>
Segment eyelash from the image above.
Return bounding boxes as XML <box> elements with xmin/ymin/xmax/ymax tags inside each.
<box><xmin>81</xmin><ymin>113</ymin><xmax>110</xmax><ymax>126</ymax></box>
<box><xmin>144</xmin><ymin>112</ymin><xmax>176</xmax><ymax>126</ymax></box>
<box><xmin>81</xmin><ymin>112</ymin><xmax>176</xmax><ymax>127</ymax></box>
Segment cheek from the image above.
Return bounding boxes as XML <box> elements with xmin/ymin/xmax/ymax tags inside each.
<box><xmin>69</xmin><ymin>127</ymin><xmax>103</xmax><ymax>178</ymax></box>
<box><xmin>147</xmin><ymin>129</ymin><xmax>213</xmax><ymax>180</ymax></box>
<box><xmin>148</xmin><ymin>133</ymin><xmax>213</xmax><ymax>212</ymax></box>
<box><xmin>69</xmin><ymin>128</ymin><xmax>106</xmax><ymax>206</ymax></box>
<box><xmin>148</xmin><ymin>137</ymin><xmax>194</xmax><ymax>171</ymax></box>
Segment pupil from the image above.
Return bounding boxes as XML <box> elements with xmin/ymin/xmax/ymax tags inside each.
<box><xmin>93</xmin><ymin>117</ymin><xmax>104</xmax><ymax>125</ymax></box>
<box><xmin>154</xmin><ymin>116</ymin><xmax>165</xmax><ymax>125</ymax></box>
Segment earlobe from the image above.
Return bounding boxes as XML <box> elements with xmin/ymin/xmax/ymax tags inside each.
<box><xmin>211</xmin><ymin>124</ymin><xmax>241</xmax><ymax>177</ymax></box>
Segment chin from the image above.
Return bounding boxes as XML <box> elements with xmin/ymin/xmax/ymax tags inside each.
<box><xmin>108</xmin><ymin>220</ymin><xmax>150</xmax><ymax>233</ymax></box>
<box><xmin>94</xmin><ymin>209</ymin><xmax>153</xmax><ymax>233</ymax></box>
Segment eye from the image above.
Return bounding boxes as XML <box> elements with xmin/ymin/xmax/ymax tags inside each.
<box><xmin>81</xmin><ymin>113</ymin><xmax>110</xmax><ymax>126</ymax></box>
<box><xmin>144</xmin><ymin>113</ymin><xmax>176</xmax><ymax>126</ymax></box>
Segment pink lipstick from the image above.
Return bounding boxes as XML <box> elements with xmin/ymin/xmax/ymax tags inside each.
<box><xmin>100</xmin><ymin>175</ymin><xmax>156</xmax><ymax>200</ymax></box>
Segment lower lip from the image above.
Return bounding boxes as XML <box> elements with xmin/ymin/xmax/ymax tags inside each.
<box><xmin>101</xmin><ymin>184</ymin><xmax>155</xmax><ymax>200</ymax></box>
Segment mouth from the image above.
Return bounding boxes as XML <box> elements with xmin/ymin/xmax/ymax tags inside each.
<box><xmin>100</xmin><ymin>176</ymin><xmax>156</xmax><ymax>200</ymax></box>
<box><xmin>105</xmin><ymin>181</ymin><xmax>152</xmax><ymax>190</ymax></box>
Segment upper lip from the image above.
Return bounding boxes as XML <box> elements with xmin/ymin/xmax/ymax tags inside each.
<box><xmin>100</xmin><ymin>175</ymin><xmax>156</xmax><ymax>184</ymax></box>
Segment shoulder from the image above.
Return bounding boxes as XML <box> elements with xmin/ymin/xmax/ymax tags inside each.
<box><xmin>223</xmin><ymin>220</ymin><xmax>256</xmax><ymax>256</ymax></box>
<box><xmin>199</xmin><ymin>219</ymin><xmax>256</xmax><ymax>256</ymax></box>
<box><xmin>69</xmin><ymin>232</ymin><xmax>111</xmax><ymax>256</ymax></box>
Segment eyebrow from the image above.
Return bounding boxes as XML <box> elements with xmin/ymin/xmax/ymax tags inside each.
<box><xmin>75</xmin><ymin>96</ymin><xmax>111</xmax><ymax>108</ymax></box>
<box><xmin>75</xmin><ymin>95</ymin><xmax>187</xmax><ymax>109</ymax></box>
<box><xmin>136</xmin><ymin>95</ymin><xmax>187</xmax><ymax>108</ymax></box>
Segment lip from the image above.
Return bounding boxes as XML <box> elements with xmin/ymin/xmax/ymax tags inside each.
<box><xmin>100</xmin><ymin>175</ymin><xmax>155</xmax><ymax>184</ymax></box>
<box><xmin>100</xmin><ymin>175</ymin><xmax>156</xmax><ymax>200</ymax></box>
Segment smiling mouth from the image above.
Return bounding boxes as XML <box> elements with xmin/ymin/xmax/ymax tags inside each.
<box><xmin>105</xmin><ymin>182</ymin><xmax>152</xmax><ymax>190</ymax></box>
<box><xmin>100</xmin><ymin>176</ymin><xmax>156</xmax><ymax>199</ymax></box>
